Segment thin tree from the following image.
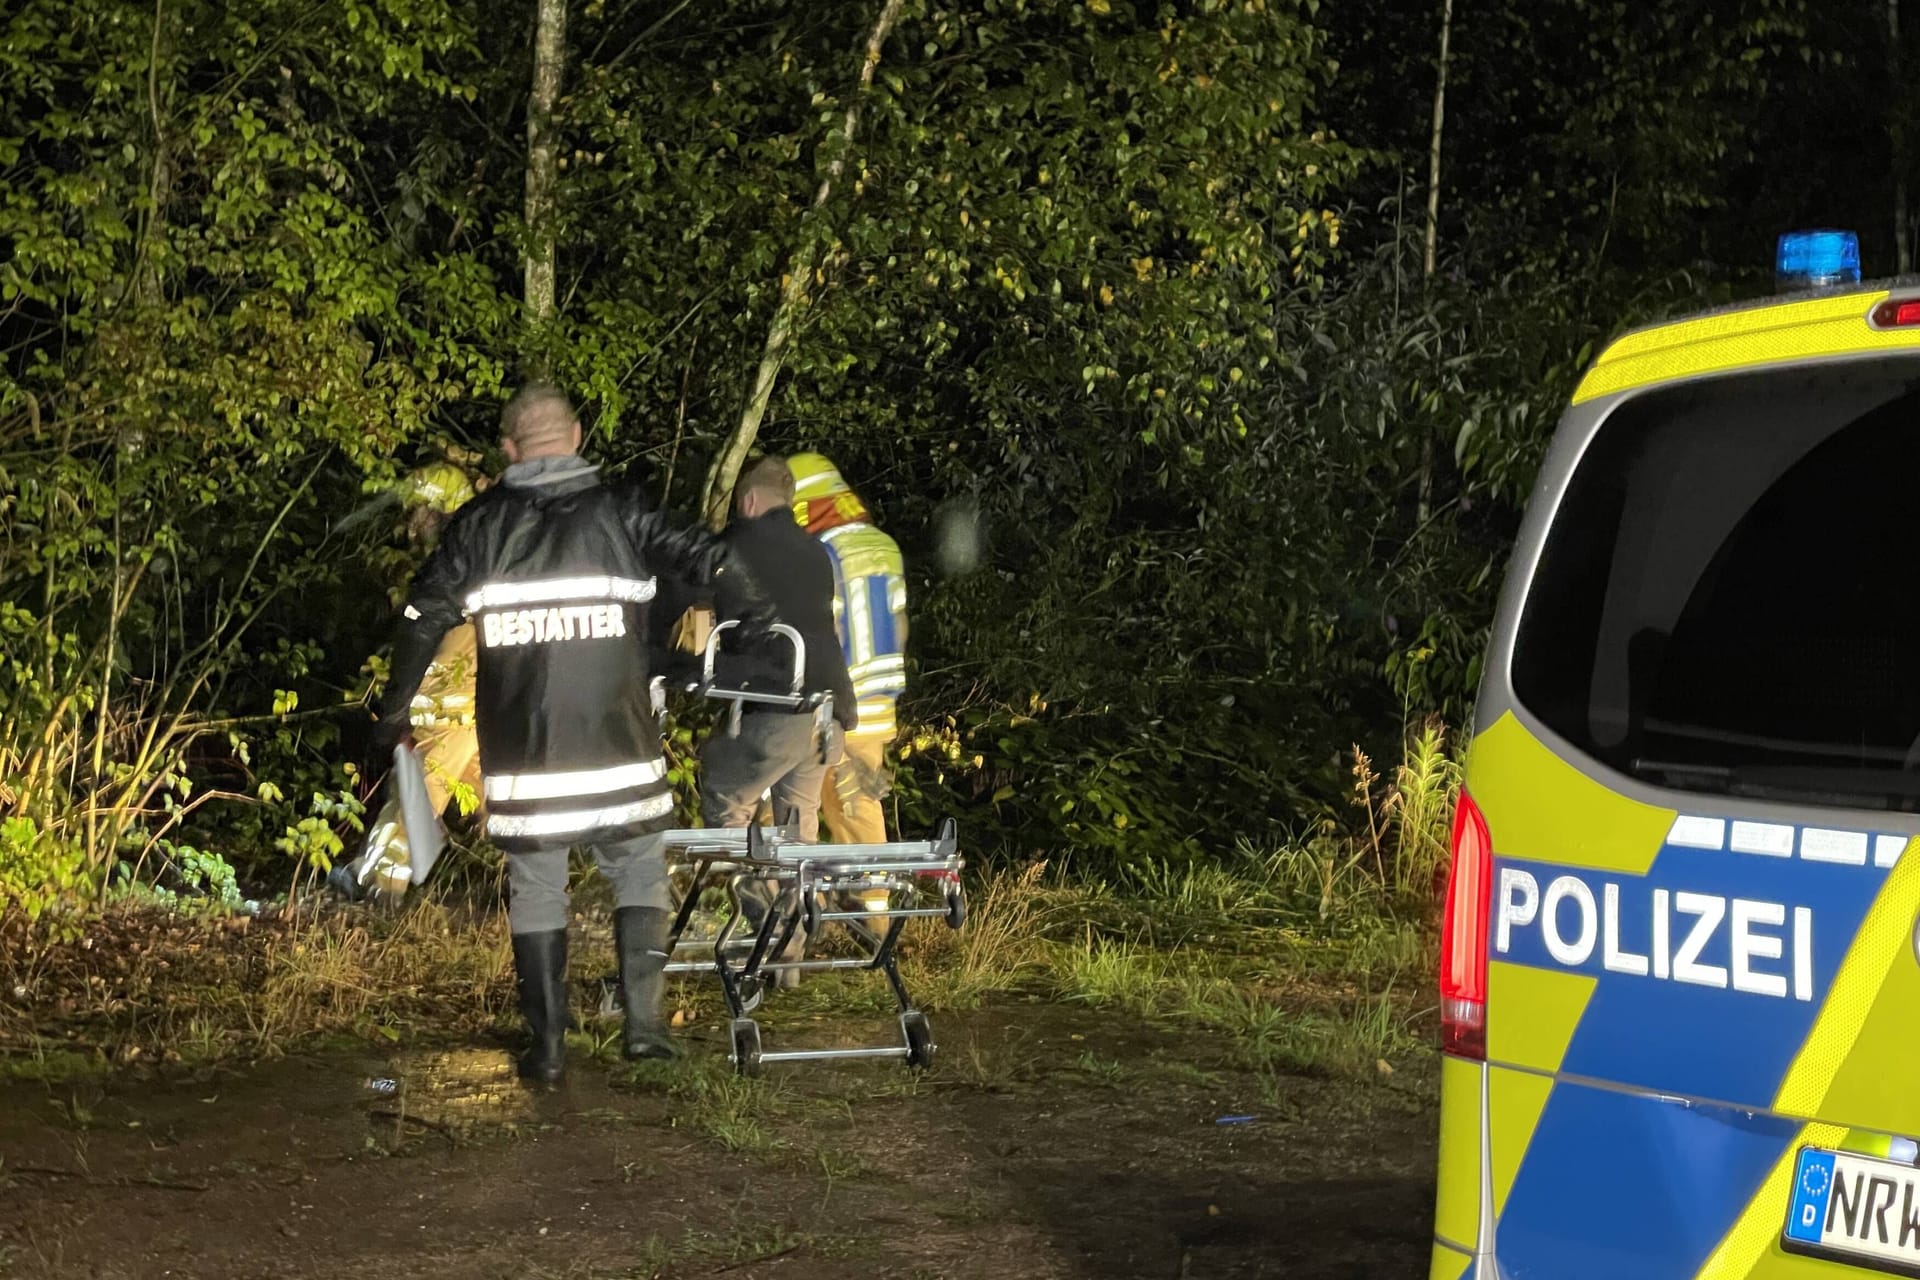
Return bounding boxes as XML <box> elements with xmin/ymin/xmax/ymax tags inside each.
<box><xmin>1423</xmin><ymin>0</ymin><xmax>1453</xmax><ymax>282</ymax></box>
<box><xmin>699</xmin><ymin>0</ymin><xmax>906</xmax><ymax>529</ymax></box>
<box><xmin>1417</xmin><ymin>0</ymin><xmax>1454</xmax><ymax>524</ymax></box>
<box><xmin>525</xmin><ymin>0</ymin><xmax>566</xmax><ymax>328</ymax></box>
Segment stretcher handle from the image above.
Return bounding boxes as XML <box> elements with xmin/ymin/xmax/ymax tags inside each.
<box><xmin>703</xmin><ymin>619</ymin><xmax>807</xmax><ymax>698</ymax></box>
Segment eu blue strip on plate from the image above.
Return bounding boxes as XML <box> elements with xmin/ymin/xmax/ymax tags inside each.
<box><xmin>1786</xmin><ymin>1148</ymin><xmax>1838</xmax><ymax>1245</ymax></box>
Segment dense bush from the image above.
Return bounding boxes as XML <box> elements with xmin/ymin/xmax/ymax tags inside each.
<box><xmin>0</xmin><ymin>0</ymin><xmax>1864</xmax><ymax>911</ymax></box>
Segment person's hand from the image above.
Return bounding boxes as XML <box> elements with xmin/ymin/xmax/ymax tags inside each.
<box><xmin>672</xmin><ymin>605</ymin><xmax>714</xmax><ymax>657</ymax></box>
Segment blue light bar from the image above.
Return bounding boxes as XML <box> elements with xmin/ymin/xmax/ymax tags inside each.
<box><xmin>1776</xmin><ymin>229</ymin><xmax>1861</xmax><ymax>292</ymax></box>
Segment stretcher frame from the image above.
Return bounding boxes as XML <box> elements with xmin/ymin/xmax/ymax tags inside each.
<box><xmin>616</xmin><ymin>622</ymin><xmax>964</xmax><ymax>1073</ymax></box>
<box><xmin>651</xmin><ymin>819</ymin><xmax>965</xmax><ymax>1075</ymax></box>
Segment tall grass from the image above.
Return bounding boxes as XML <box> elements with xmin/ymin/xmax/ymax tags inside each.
<box><xmin>1031</xmin><ymin>722</ymin><xmax>1458</xmax><ymax>1075</ymax></box>
<box><xmin>1058</xmin><ymin>934</ymin><xmax>1166</xmax><ymax>1015</ymax></box>
<box><xmin>1382</xmin><ymin>719</ymin><xmax>1461</xmax><ymax>900</ymax></box>
<box><xmin>904</xmin><ymin>861</ymin><xmax>1056</xmax><ymax>1008</ymax></box>
<box><xmin>255</xmin><ymin>903</ymin><xmax>512</xmax><ymax>1045</ymax></box>
<box><xmin>0</xmin><ymin>900</ymin><xmax>513</xmax><ymax>1065</ymax></box>
<box><xmin>1264</xmin><ymin>717</ymin><xmax>1461</xmax><ymax>918</ymax></box>
<box><xmin>3</xmin><ymin>727</ymin><xmax>1461</xmax><ymax>1082</ymax></box>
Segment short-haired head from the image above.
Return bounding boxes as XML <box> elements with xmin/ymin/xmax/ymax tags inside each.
<box><xmin>500</xmin><ymin>383</ymin><xmax>581</xmax><ymax>462</ymax></box>
<box><xmin>734</xmin><ymin>455</ymin><xmax>796</xmax><ymax>519</ymax></box>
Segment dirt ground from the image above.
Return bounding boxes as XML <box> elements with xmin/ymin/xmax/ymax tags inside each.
<box><xmin>0</xmin><ymin>996</ymin><xmax>1438</xmax><ymax>1280</ymax></box>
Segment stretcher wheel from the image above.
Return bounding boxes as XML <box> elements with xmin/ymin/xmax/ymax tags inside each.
<box><xmin>735</xmin><ymin>974</ymin><xmax>764</xmax><ymax>1015</ymax></box>
<box><xmin>730</xmin><ymin>1018</ymin><xmax>763</xmax><ymax>1077</ymax></box>
<box><xmin>944</xmin><ymin>885</ymin><xmax>967</xmax><ymax>930</ymax></box>
<box><xmin>901</xmin><ymin>1010</ymin><xmax>935</xmax><ymax>1070</ymax></box>
<box><xmin>802</xmin><ymin>890</ymin><xmax>822</xmax><ymax>937</ymax></box>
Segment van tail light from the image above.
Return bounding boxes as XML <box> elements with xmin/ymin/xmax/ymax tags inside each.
<box><xmin>1869</xmin><ymin>297</ymin><xmax>1920</xmax><ymax>328</ymax></box>
<box><xmin>1440</xmin><ymin>789</ymin><xmax>1493</xmax><ymax>1060</ymax></box>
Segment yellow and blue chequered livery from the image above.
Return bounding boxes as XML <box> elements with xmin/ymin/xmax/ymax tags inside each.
<box><xmin>1437</xmin><ymin>283</ymin><xmax>1920</xmax><ymax>1279</ymax></box>
<box><xmin>787</xmin><ymin>453</ymin><xmax>907</xmax><ymax>738</ymax></box>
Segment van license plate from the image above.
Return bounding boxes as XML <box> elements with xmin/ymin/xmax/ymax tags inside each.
<box><xmin>1784</xmin><ymin>1147</ymin><xmax>1920</xmax><ymax>1275</ymax></box>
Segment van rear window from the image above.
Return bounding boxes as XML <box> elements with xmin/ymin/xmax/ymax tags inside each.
<box><xmin>1512</xmin><ymin>359</ymin><xmax>1920</xmax><ymax>811</ymax></box>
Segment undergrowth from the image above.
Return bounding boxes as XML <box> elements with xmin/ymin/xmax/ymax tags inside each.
<box><xmin>0</xmin><ymin>724</ymin><xmax>1457</xmax><ymax>1084</ymax></box>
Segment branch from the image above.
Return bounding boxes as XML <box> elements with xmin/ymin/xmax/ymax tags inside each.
<box><xmin>609</xmin><ymin>281</ymin><xmax>722</xmax><ymax>400</ymax></box>
<box><xmin>660</xmin><ymin>334</ymin><xmax>698</xmax><ymax>509</ymax></box>
<box><xmin>698</xmin><ymin>0</ymin><xmax>906</xmax><ymax>529</ymax></box>
<box><xmin>103</xmin><ymin>456</ymin><xmax>327</xmax><ymax>827</ymax></box>
<box><xmin>117</xmin><ymin>0</ymin><xmax>173</xmax><ymax>312</ymax></box>
<box><xmin>599</xmin><ymin>0</ymin><xmax>695</xmax><ymax>68</ymax></box>
<box><xmin>128</xmin><ymin>788</ymin><xmax>259</xmax><ymax>884</ymax></box>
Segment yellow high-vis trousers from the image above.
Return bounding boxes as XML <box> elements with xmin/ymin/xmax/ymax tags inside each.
<box><xmin>821</xmin><ymin>732</ymin><xmax>892</xmax><ymax>845</ymax></box>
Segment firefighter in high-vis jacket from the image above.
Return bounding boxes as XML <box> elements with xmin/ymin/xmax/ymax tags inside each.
<box><xmin>337</xmin><ymin>463</ymin><xmax>484</xmax><ymax>901</ymax></box>
<box><xmin>786</xmin><ymin>455</ymin><xmax>907</xmax><ymax>899</ymax></box>
<box><xmin>397</xmin><ymin>464</ymin><xmax>484</xmax><ymax>822</ymax></box>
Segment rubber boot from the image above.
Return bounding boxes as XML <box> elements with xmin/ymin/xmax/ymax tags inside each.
<box><xmin>512</xmin><ymin>929</ymin><xmax>569</xmax><ymax>1084</ymax></box>
<box><xmin>614</xmin><ymin>907</ymin><xmax>677</xmax><ymax>1060</ymax></box>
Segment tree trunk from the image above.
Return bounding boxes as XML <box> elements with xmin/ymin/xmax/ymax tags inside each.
<box><xmin>1423</xmin><ymin>0</ymin><xmax>1453</xmax><ymax>283</ymax></box>
<box><xmin>524</xmin><ymin>0</ymin><xmax>567</xmax><ymax>329</ymax></box>
<box><xmin>699</xmin><ymin>0</ymin><xmax>906</xmax><ymax>530</ymax></box>
<box><xmin>1417</xmin><ymin>0</ymin><xmax>1454</xmax><ymax>525</ymax></box>
<box><xmin>134</xmin><ymin>0</ymin><xmax>173</xmax><ymax>306</ymax></box>
<box><xmin>1895</xmin><ymin>0</ymin><xmax>1912</xmax><ymax>274</ymax></box>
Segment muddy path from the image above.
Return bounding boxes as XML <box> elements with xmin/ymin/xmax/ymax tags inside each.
<box><xmin>0</xmin><ymin>1001</ymin><xmax>1438</xmax><ymax>1279</ymax></box>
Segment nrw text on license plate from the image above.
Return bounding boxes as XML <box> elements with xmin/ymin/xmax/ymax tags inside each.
<box><xmin>1785</xmin><ymin>1147</ymin><xmax>1920</xmax><ymax>1274</ymax></box>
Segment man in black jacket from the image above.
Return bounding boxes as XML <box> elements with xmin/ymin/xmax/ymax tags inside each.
<box><xmin>699</xmin><ymin>456</ymin><xmax>860</xmax><ymax>844</ymax></box>
<box><xmin>371</xmin><ymin>384</ymin><xmax>771</xmax><ymax>1082</ymax></box>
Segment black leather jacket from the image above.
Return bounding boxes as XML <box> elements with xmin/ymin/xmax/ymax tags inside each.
<box><xmin>376</xmin><ymin>455</ymin><xmax>769</xmax><ymax>851</ymax></box>
<box><xmin>719</xmin><ymin>511</ymin><xmax>859</xmax><ymax>730</ymax></box>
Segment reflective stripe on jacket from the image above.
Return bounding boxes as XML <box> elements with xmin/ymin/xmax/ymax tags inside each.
<box><xmin>819</xmin><ymin>521</ymin><xmax>907</xmax><ymax>736</ymax></box>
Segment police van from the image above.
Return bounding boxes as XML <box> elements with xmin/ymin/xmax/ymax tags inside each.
<box><xmin>1433</xmin><ymin>231</ymin><xmax>1920</xmax><ymax>1280</ymax></box>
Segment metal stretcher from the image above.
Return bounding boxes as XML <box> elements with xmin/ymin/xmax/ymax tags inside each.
<box><xmin>610</xmin><ymin>620</ymin><xmax>966</xmax><ymax>1074</ymax></box>
<box><xmin>655</xmin><ymin>819</ymin><xmax>964</xmax><ymax>1075</ymax></box>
